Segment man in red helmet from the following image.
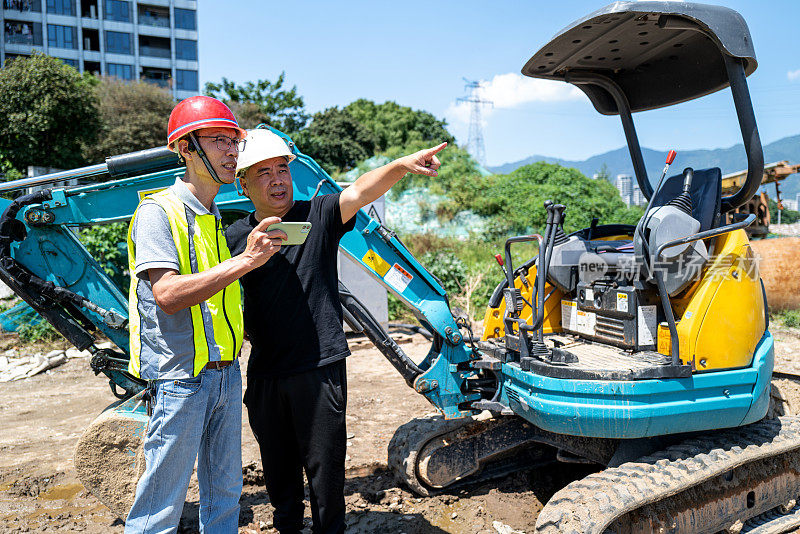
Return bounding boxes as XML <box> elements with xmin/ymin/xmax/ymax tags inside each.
<box><xmin>125</xmin><ymin>96</ymin><xmax>286</xmax><ymax>533</ymax></box>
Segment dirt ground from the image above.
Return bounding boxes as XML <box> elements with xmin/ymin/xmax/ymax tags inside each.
<box><xmin>1</xmin><ymin>323</ymin><xmax>800</xmax><ymax>534</ymax></box>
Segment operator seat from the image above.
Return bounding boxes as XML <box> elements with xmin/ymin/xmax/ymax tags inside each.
<box><xmin>648</xmin><ymin>167</ymin><xmax>723</xmax><ymax>232</ymax></box>
<box><xmin>577</xmin><ymin>168</ymin><xmax>722</xmax><ymax>283</ymax></box>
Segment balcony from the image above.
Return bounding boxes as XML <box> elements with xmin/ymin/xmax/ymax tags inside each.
<box><xmin>4</xmin><ymin>20</ymin><xmax>41</xmax><ymax>46</ymax></box>
<box><xmin>82</xmin><ymin>28</ymin><xmax>100</xmax><ymax>52</ymax></box>
<box><xmin>81</xmin><ymin>0</ymin><xmax>99</xmax><ymax>19</ymax></box>
<box><xmin>3</xmin><ymin>0</ymin><xmax>41</xmax><ymax>13</ymax></box>
<box><xmin>138</xmin><ymin>4</ymin><xmax>169</xmax><ymax>28</ymax></box>
<box><xmin>141</xmin><ymin>66</ymin><xmax>171</xmax><ymax>88</ymax></box>
<box><xmin>138</xmin><ymin>35</ymin><xmax>170</xmax><ymax>59</ymax></box>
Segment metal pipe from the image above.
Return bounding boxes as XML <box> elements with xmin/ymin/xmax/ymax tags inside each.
<box><xmin>651</xmin><ymin>214</ymin><xmax>756</xmax><ymax>366</ymax></box>
<box><xmin>721</xmin><ymin>55</ymin><xmax>764</xmax><ymax>213</ymax></box>
<box><xmin>0</xmin><ymin>163</ymin><xmax>108</xmax><ymax>193</ymax></box>
<box><xmin>654</xmin><ymin>270</ymin><xmax>681</xmax><ymax>366</ymax></box>
<box><xmin>566</xmin><ymin>72</ymin><xmax>652</xmax><ymax>199</ymax></box>
<box><xmin>537</xmin><ymin>204</ymin><xmax>557</xmax><ymax>342</ymax></box>
<box><xmin>653</xmin><ymin>214</ymin><xmax>755</xmax><ymax>263</ymax></box>
<box><xmin>503</xmin><ymin>233</ymin><xmax>543</xmax><ymax>314</ymax></box>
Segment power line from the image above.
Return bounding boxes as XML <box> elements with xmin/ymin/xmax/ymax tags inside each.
<box><xmin>457</xmin><ymin>78</ymin><xmax>493</xmax><ymax>165</ymax></box>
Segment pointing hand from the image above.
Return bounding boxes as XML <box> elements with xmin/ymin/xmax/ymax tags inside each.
<box><xmin>400</xmin><ymin>142</ymin><xmax>447</xmax><ymax>177</ymax></box>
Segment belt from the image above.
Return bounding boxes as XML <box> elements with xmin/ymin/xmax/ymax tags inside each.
<box><xmin>205</xmin><ymin>360</ymin><xmax>234</xmax><ymax>370</ymax></box>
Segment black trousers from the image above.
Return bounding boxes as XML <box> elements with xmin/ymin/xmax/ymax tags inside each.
<box><xmin>244</xmin><ymin>360</ymin><xmax>347</xmax><ymax>534</ymax></box>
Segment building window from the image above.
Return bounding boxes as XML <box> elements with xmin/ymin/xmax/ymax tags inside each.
<box><xmin>46</xmin><ymin>0</ymin><xmax>74</xmax><ymax>15</ymax></box>
<box><xmin>175</xmin><ymin>39</ymin><xmax>196</xmax><ymax>61</ymax></box>
<box><xmin>174</xmin><ymin>8</ymin><xmax>196</xmax><ymax>30</ymax></box>
<box><xmin>104</xmin><ymin>30</ymin><xmax>131</xmax><ymax>54</ymax></box>
<box><xmin>103</xmin><ymin>0</ymin><xmax>130</xmax><ymax>22</ymax></box>
<box><xmin>176</xmin><ymin>69</ymin><xmax>198</xmax><ymax>91</ymax></box>
<box><xmin>4</xmin><ymin>0</ymin><xmax>42</xmax><ymax>13</ymax></box>
<box><xmin>47</xmin><ymin>24</ymin><xmax>77</xmax><ymax>49</ymax></box>
<box><xmin>139</xmin><ymin>35</ymin><xmax>170</xmax><ymax>58</ymax></box>
<box><xmin>137</xmin><ymin>4</ymin><xmax>169</xmax><ymax>28</ymax></box>
<box><xmin>4</xmin><ymin>20</ymin><xmax>42</xmax><ymax>45</ymax></box>
<box><xmin>141</xmin><ymin>66</ymin><xmax>171</xmax><ymax>88</ymax></box>
<box><xmin>58</xmin><ymin>57</ymin><xmax>78</xmax><ymax>68</ymax></box>
<box><xmin>107</xmin><ymin>62</ymin><xmax>133</xmax><ymax>80</ymax></box>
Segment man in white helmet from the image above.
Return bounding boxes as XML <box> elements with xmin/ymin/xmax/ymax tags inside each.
<box><xmin>226</xmin><ymin>128</ymin><xmax>446</xmax><ymax>534</ymax></box>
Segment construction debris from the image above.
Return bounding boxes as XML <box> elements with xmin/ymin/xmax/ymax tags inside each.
<box><xmin>493</xmin><ymin>520</ymin><xmax>525</xmax><ymax>534</ymax></box>
<box><xmin>0</xmin><ymin>350</ymin><xmax>68</xmax><ymax>382</ymax></box>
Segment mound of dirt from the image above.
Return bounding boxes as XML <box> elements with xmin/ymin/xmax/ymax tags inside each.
<box><xmin>74</xmin><ymin>397</ymin><xmax>148</xmax><ymax>520</ymax></box>
<box><xmin>751</xmin><ymin>237</ymin><xmax>800</xmax><ymax>310</ymax></box>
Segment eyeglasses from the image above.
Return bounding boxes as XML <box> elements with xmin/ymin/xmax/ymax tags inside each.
<box><xmin>196</xmin><ymin>135</ymin><xmax>246</xmax><ymax>152</ymax></box>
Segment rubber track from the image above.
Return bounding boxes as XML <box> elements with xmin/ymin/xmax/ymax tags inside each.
<box><xmin>387</xmin><ymin>414</ymin><xmax>476</xmax><ymax>496</ymax></box>
<box><xmin>742</xmin><ymin>502</ymin><xmax>800</xmax><ymax>534</ymax></box>
<box><xmin>535</xmin><ymin>416</ymin><xmax>800</xmax><ymax>534</ymax></box>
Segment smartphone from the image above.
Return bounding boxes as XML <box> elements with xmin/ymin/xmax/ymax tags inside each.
<box><xmin>266</xmin><ymin>222</ymin><xmax>312</xmax><ymax>245</ymax></box>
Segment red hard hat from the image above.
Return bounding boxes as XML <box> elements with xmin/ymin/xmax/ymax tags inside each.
<box><xmin>167</xmin><ymin>96</ymin><xmax>246</xmax><ymax>149</ymax></box>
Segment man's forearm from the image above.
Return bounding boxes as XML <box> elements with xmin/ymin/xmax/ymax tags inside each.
<box><xmin>340</xmin><ymin>160</ymin><xmax>407</xmax><ymax>221</ymax></box>
<box><xmin>150</xmin><ymin>255</ymin><xmax>254</xmax><ymax>314</ymax></box>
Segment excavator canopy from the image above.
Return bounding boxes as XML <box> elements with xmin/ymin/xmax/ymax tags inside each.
<box><xmin>522</xmin><ymin>1</ymin><xmax>757</xmax><ymax>114</ymax></box>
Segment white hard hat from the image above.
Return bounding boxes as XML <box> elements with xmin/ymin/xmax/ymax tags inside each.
<box><xmin>236</xmin><ymin>128</ymin><xmax>296</xmax><ymax>177</ymax></box>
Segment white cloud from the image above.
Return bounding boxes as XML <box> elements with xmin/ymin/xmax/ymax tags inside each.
<box><xmin>445</xmin><ymin>72</ymin><xmax>582</xmax><ymax>126</ymax></box>
<box><xmin>788</xmin><ymin>69</ymin><xmax>800</xmax><ymax>81</ymax></box>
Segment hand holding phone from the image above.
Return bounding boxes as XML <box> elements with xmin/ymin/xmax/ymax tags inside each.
<box><xmin>266</xmin><ymin>222</ymin><xmax>312</xmax><ymax>245</ymax></box>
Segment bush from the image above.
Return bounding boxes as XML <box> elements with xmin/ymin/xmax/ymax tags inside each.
<box><xmin>420</xmin><ymin>250</ymin><xmax>467</xmax><ymax>296</ymax></box>
<box><xmin>78</xmin><ymin>222</ymin><xmax>128</xmax><ymax>290</ymax></box>
<box><xmin>17</xmin><ymin>320</ymin><xmax>60</xmax><ymax>343</ymax></box>
<box><xmin>458</xmin><ymin>162</ymin><xmax>643</xmax><ymax>235</ymax></box>
<box><xmin>777</xmin><ymin>309</ymin><xmax>800</xmax><ymax>328</ymax></box>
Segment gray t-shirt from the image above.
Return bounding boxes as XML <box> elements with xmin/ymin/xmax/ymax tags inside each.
<box><xmin>131</xmin><ymin>202</ymin><xmax>179</xmax><ymax>279</ymax></box>
<box><xmin>130</xmin><ymin>178</ymin><xmax>225</xmax><ymax>379</ymax></box>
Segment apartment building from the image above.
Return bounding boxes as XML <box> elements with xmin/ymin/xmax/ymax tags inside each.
<box><xmin>1</xmin><ymin>0</ymin><xmax>198</xmax><ymax>99</ymax></box>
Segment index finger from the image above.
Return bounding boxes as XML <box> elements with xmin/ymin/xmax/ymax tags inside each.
<box><xmin>426</xmin><ymin>142</ymin><xmax>448</xmax><ymax>156</ymax></box>
<box><xmin>254</xmin><ymin>216</ymin><xmax>282</xmax><ymax>232</ymax></box>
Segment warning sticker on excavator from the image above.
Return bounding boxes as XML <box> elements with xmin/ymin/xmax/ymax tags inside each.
<box><xmin>362</xmin><ymin>250</ymin><xmax>391</xmax><ymax>277</ymax></box>
<box><xmin>616</xmin><ymin>292</ymin><xmax>629</xmax><ymax>313</ymax></box>
<box><xmin>385</xmin><ymin>263</ymin><xmax>413</xmax><ymax>293</ymax></box>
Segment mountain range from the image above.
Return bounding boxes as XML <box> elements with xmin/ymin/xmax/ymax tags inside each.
<box><xmin>488</xmin><ymin>134</ymin><xmax>800</xmax><ymax>204</ymax></box>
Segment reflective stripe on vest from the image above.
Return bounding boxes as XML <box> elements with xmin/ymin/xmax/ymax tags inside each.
<box><xmin>127</xmin><ymin>188</ymin><xmax>243</xmax><ymax>378</ymax></box>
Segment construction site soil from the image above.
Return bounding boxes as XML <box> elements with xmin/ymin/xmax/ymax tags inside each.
<box><xmin>1</xmin><ymin>323</ymin><xmax>800</xmax><ymax>534</ymax></box>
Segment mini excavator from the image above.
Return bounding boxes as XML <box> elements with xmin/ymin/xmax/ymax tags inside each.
<box><xmin>3</xmin><ymin>2</ymin><xmax>800</xmax><ymax>532</ymax></box>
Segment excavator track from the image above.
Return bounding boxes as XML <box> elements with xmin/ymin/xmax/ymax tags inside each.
<box><xmin>535</xmin><ymin>416</ymin><xmax>800</xmax><ymax>534</ymax></box>
<box><xmin>388</xmin><ymin>413</ymin><xmax>555</xmax><ymax>496</ymax></box>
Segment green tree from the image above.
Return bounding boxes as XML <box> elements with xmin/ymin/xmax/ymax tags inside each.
<box><xmin>378</xmin><ymin>142</ymin><xmax>482</xmax><ymax>198</ymax></box>
<box><xmin>83</xmin><ymin>77</ymin><xmax>175</xmax><ymax>163</ymax></box>
<box><xmin>0</xmin><ymin>154</ymin><xmax>23</xmax><ymax>182</ymax></box>
<box><xmin>769</xmin><ymin>197</ymin><xmax>800</xmax><ymax>224</ymax></box>
<box><xmin>464</xmin><ymin>162</ymin><xmax>642</xmax><ymax>235</ymax></box>
<box><xmin>594</xmin><ymin>163</ymin><xmax>610</xmax><ymax>181</ymax></box>
<box><xmin>0</xmin><ymin>54</ymin><xmax>99</xmax><ymax>172</ymax></box>
<box><xmin>78</xmin><ymin>222</ymin><xmax>128</xmax><ymax>290</ymax></box>
<box><xmin>293</xmin><ymin>107</ymin><xmax>377</xmax><ymax>174</ymax></box>
<box><xmin>204</xmin><ymin>73</ymin><xmax>308</xmax><ymax>132</ymax></box>
<box><xmin>344</xmin><ymin>99</ymin><xmax>454</xmax><ymax>152</ymax></box>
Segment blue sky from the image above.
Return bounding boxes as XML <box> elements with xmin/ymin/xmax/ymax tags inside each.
<box><xmin>199</xmin><ymin>1</ymin><xmax>800</xmax><ymax>167</ymax></box>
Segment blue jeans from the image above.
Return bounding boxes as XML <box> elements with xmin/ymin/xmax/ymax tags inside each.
<box><xmin>125</xmin><ymin>360</ymin><xmax>243</xmax><ymax>534</ymax></box>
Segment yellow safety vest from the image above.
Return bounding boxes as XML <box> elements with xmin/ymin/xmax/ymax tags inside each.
<box><xmin>127</xmin><ymin>188</ymin><xmax>243</xmax><ymax>378</ymax></box>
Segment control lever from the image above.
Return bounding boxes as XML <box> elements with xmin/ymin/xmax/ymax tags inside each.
<box><xmin>668</xmin><ymin>168</ymin><xmax>694</xmax><ymax>215</ymax></box>
<box><xmin>636</xmin><ymin>149</ymin><xmax>678</xmax><ymax>271</ymax></box>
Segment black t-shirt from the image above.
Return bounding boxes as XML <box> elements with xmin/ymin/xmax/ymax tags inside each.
<box><xmin>226</xmin><ymin>193</ymin><xmax>356</xmax><ymax>377</ymax></box>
